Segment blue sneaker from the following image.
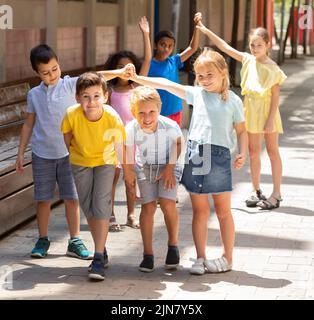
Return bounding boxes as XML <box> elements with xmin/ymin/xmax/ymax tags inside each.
<box><xmin>31</xmin><ymin>237</ymin><xmax>50</xmax><ymax>258</ymax></box>
<box><xmin>89</xmin><ymin>258</ymin><xmax>106</xmax><ymax>280</ymax></box>
<box><xmin>66</xmin><ymin>238</ymin><xmax>92</xmax><ymax>260</ymax></box>
<box><xmin>88</xmin><ymin>251</ymin><xmax>109</xmax><ymax>272</ymax></box>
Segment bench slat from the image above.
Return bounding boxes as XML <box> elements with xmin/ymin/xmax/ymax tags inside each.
<box><xmin>0</xmin><ymin>83</ymin><xmax>30</xmax><ymax>107</ymax></box>
<box><xmin>0</xmin><ymin>102</ymin><xmax>27</xmax><ymax>126</ymax></box>
<box><xmin>0</xmin><ymin>164</ymin><xmax>33</xmax><ymax>199</ymax></box>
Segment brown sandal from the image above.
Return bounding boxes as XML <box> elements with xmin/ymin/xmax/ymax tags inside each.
<box><xmin>126</xmin><ymin>214</ymin><xmax>140</xmax><ymax>229</ymax></box>
<box><xmin>257</xmin><ymin>196</ymin><xmax>282</xmax><ymax>210</ymax></box>
<box><xmin>109</xmin><ymin>216</ymin><xmax>123</xmax><ymax>232</ymax></box>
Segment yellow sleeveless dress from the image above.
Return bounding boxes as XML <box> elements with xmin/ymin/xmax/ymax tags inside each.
<box><xmin>240</xmin><ymin>53</ymin><xmax>287</xmax><ymax>134</ymax></box>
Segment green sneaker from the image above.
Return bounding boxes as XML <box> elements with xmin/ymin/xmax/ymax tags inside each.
<box><xmin>66</xmin><ymin>238</ymin><xmax>92</xmax><ymax>260</ymax></box>
<box><xmin>31</xmin><ymin>237</ymin><xmax>50</xmax><ymax>258</ymax></box>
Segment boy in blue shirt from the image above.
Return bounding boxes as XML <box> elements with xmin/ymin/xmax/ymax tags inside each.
<box><xmin>16</xmin><ymin>44</ymin><xmax>127</xmax><ymax>259</ymax></box>
<box><xmin>148</xmin><ymin>12</ymin><xmax>202</xmax><ymax>127</ymax></box>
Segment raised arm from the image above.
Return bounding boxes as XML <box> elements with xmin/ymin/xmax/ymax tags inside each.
<box><xmin>197</xmin><ymin>20</ymin><xmax>245</xmax><ymax>62</ymax></box>
<box><xmin>180</xmin><ymin>12</ymin><xmax>202</xmax><ymax>63</ymax></box>
<box><xmin>138</xmin><ymin>16</ymin><xmax>152</xmax><ymax>76</ymax></box>
<box><xmin>126</xmin><ymin>64</ymin><xmax>186</xmax><ymax>100</ymax></box>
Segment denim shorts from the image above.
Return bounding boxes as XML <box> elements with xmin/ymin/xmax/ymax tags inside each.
<box><xmin>180</xmin><ymin>142</ymin><xmax>232</xmax><ymax>195</ymax></box>
<box><xmin>71</xmin><ymin>164</ymin><xmax>115</xmax><ymax>220</ymax></box>
<box><xmin>32</xmin><ymin>153</ymin><xmax>78</xmax><ymax>201</ymax></box>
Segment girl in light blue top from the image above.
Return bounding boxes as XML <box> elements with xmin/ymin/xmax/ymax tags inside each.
<box><xmin>125</xmin><ymin>48</ymin><xmax>248</xmax><ymax>275</ymax></box>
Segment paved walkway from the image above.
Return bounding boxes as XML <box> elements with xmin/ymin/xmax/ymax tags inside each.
<box><xmin>1</xmin><ymin>57</ymin><xmax>314</xmax><ymax>300</ymax></box>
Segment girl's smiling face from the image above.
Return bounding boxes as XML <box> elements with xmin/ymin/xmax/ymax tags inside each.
<box><xmin>249</xmin><ymin>35</ymin><xmax>270</xmax><ymax>60</ymax></box>
<box><xmin>195</xmin><ymin>63</ymin><xmax>224</xmax><ymax>93</ymax></box>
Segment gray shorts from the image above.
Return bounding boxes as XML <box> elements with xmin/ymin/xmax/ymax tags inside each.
<box><xmin>71</xmin><ymin>164</ymin><xmax>115</xmax><ymax>220</ymax></box>
<box><xmin>136</xmin><ymin>164</ymin><xmax>182</xmax><ymax>205</ymax></box>
<box><xmin>32</xmin><ymin>153</ymin><xmax>78</xmax><ymax>201</ymax></box>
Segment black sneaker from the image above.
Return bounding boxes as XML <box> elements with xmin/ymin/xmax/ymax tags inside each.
<box><xmin>245</xmin><ymin>190</ymin><xmax>267</xmax><ymax>208</ymax></box>
<box><xmin>89</xmin><ymin>258</ymin><xmax>106</xmax><ymax>281</ymax></box>
<box><xmin>139</xmin><ymin>254</ymin><xmax>154</xmax><ymax>273</ymax></box>
<box><xmin>165</xmin><ymin>245</ymin><xmax>180</xmax><ymax>270</ymax></box>
<box><xmin>88</xmin><ymin>250</ymin><xmax>109</xmax><ymax>272</ymax></box>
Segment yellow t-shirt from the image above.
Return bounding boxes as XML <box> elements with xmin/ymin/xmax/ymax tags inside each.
<box><xmin>240</xmin><ymin>53</ymin><xmax>287</xmax><ymax>134</ymax></box>
<box><xmin>61</xmin><ymin>104</ymin><xmax>126</xmax><ymax>167</ymax></box>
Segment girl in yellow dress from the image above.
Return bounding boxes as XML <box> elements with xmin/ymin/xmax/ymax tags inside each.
<box><xmin>197</xmin><ymin>22</ymin><xmax>287</xmax><ymax>210</ymax></box>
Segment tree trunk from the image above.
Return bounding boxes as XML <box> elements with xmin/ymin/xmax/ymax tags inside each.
<box><xmin>263</xmin><ymin>0</ymin><xmax>267</xmax><ymax>28</ymax></box>
<box><xmin>277</xmin><ymin>0</ymin><xmax>286</xmax><ymax>65</ymax></box>
<box><xmin>243</xmin><ymin>0</ymin><xmax>252</xmax><ymax>51</ymax></box>
<box><xmin>230</xmin><ymin>0</ymin><xmax>240</xmax><ymax>86</ymax></box>
<box><xmin>188</xmin><ymin>0</ymin><xmax>197</xmax><ymax>86</ymax></box>
<box><xmin>303</xmin><ymin>0</ymin><xmax>310</xmax><ymax>55</ymax></box>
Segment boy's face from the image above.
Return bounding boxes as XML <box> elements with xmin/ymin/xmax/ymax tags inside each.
<box><xmin>76</xmin><ymin>85</ymin><xmax>108</xmax><ymax>119</ymax></box>
<box><xmin>36</xmin><ymin>58</ymin><xmax>61</xmax><ymax>86</ymax></box>
<box><xmin>135</xmin><ymin>100</ymin><xmax>160</xmax><ymax>132</ymax></box>
<box><xmin>155</xmin><ymin>37</ymin><xmax>175</xmax><ymax>60</ymax></box>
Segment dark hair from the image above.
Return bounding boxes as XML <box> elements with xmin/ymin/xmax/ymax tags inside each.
<box><xmin>104</xmin><ymin>50</ymin><xmax>141</xmax><ymax>86</ymax></box>
<box><xmin>76</xmin><ymin>72</ymin><xmax>108</xmax><ymax>96</ymax></box>
<box><xmin>30</xmin><ymin>44</ymin><xmax>58</xmax><ymax>72</ymax></box>
<box><xmin>154</xmin><ymin>30</ymin><xmax>176</xmax><ymax>46</ymax></box>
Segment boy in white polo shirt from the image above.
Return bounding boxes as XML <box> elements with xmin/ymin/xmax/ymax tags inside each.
<box><xmin>16</xmin><ymin>44</ymin><xmax>128</xmax><ymax>259</ymax></box>
<box><xmin>125</xmin><ymin>86</ymin><xmax>183</xmax><ymax>272</ymax></box>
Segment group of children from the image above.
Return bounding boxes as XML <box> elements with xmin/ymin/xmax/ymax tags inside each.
<box><xmin>15</xmin><ymin>13</ymin><xmax>286</xmax><ymax>280</ymax></box>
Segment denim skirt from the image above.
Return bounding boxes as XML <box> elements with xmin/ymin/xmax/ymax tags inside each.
<box><xmin>180</xmin><ymin>141</ymin><xmax>232</xmax><ymax>195</ymax></box>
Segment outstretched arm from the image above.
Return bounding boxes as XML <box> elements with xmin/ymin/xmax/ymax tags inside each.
<box><xmin>197</xmin><ymin>20</ymin><xmax>245</xmax><ymax>62</ymax></box>
<box><xmin>180</xmin><ymin>12</ymin><xmax>202</xmax><ymax>63</ymax></box>
<box><xmin>138</xmin><ymin>16</ymin><xmax>152</xmax><ymax>76</ymax></box>
<box><xmin>126</xmin><ymin>64</ymin><xmax>186</xmax><ymax>100</ymax></box>
<box><xmin>97</xmin><ymin>68</ymin><xmax>125</xmax><ymax>81</ymax></box>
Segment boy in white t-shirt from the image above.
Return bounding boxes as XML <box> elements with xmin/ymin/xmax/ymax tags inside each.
<box><xmin>124</xmin><ymin>86</ymin><xmax>183</xmax><ymax>272</ymax></box>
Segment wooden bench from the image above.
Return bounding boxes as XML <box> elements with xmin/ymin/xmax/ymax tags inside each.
<box><xmin>0</xmin><ymin>83</ymin><xmax>37</xmax><ymax>236</ymax></box>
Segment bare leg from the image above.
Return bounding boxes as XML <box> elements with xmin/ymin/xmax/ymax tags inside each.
<box><xmin>265</xmin><ymin>132</ymin><xmax>282</xmax><ymax>202</ymax></box>
<box><xmin>140</xmin><ymin>202</ymin><xmax>157</xmax><ymax>255</ymax></box>
<box><xmin>212</xmin><ymin>192</ymin><xmax>234</xmax><ymax>265</ymax></box>
<box><xmin>190</xmin><ymin>194</ymin><xmax>210</xmax><ymax>259</ymax></box>
<box><xmin>87</xmin><ymin>217</ymin><xmax>109</xmax><ymax>253</ymax></box>
<box><xmin>159</xmin><ymin>198</ymin><xmax>179</xmax><ymax>246</ymax></box>
<box><xmin>37</xmin><ymin>201</ymin><xmax>52</xmax><ymax>237</ymax></box>
<box><xmin>64</xmin><ymin>199</ymin><xmax>80</xmax><ymax>238</ymax></box>
<box><xmin>248</xmin><ymin>133</ymin><xmax>263</xmax><ymax>191</ymax></box>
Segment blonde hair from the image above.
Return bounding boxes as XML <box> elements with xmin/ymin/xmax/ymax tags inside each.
<box><xmin>130</xmin><ymin>86</ymin><xmax>162</xmax><ymax>117</ymax></box>
<box><xmin>194</xmin><ymin>48</ymin><xmax>230</xmax><ymax>102</ymax></box>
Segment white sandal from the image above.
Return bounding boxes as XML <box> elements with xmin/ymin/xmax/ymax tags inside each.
<box><xmin>189</xmin><ymin>258</ymin><xmax>205</xmax><ymax>275</ymax></box>
<box><xmin>204</xmin><ymin>256</ymin><xmax>232</xmax><ymax>273</ymax></box>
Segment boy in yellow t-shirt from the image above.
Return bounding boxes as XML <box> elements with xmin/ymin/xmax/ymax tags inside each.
<box><xmin>61</xmin><ymin>72</ymin><xmax>126</xmax><ymax>281</ymax></box>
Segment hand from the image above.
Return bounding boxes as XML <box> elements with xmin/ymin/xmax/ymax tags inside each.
<box><xmin>194</xmin><ymin>12</ymin><xmax>202</xmax><ymax>26</ymax></box>
<box><xmin>15</xmin><ymin>154</ymin><xmax>24</xmax><ymax>174</ymax></box>
<box><xmin>156</xmin><ymin>166</ymin><xmax>176</xmax><ymax>190</ymax></box>
<box><xmin>196</xmin><ymin>20</ymin><xmax>208</xmax><ymax>33</ymax></box>
<box><xmin>264</xmin><ymin>119</ymin><xmax>274</xmax><ymax>134</ymax></box>
<box><xmin>233</xmin><ymin>153</ymin><xmax>246</xmax><ymax>170</ymax></box>
<box><xmin>124</xmin><ymin>63</ymin><xmax>136</xmax><ymax>80</ymax></box>
<box><xmin>139</xmin><ymin>16</ymin><xmax>150</xmax><ymax>34</ymax></box>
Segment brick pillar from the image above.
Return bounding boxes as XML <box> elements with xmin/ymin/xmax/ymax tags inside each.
<box><xmin>118</xmin><ymin>0</ymin><xmax>128</xmax><ymax>50</ymax></box>
<box><xmin>46</xmin><ymin>0</ymin><xmax>58</xmax><ymax>53</ymax></box>
<box><xmin>86</xmin><ymin>0</ymin><xmax>97</xmax><ymax>68</ymax></box>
